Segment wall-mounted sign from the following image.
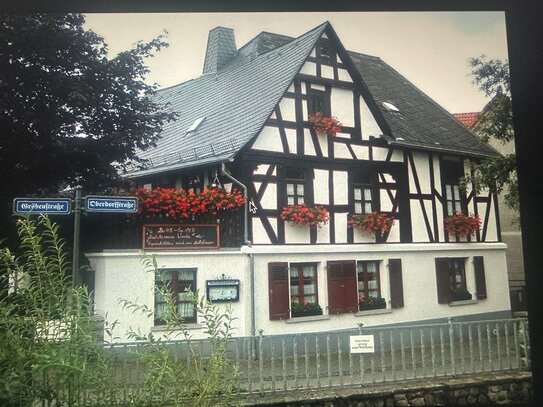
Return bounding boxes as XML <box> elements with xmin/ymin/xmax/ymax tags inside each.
<box><xmin>13</xmin><ymin>198</ymin><xmax>72</xmax><ymax>215</ymax></box>
<box><xmin>142</xmin><ymin>224</ymin><xmax>219</xmax><ymax>250</ymax></box>
<box><xmin>349</xmin><ymin>335</ymin><xmax>375</xmax><ymax>353</ymax></box>
<box><xmin>206</xmin><ymin>279</ymin><xmax>240</xmax><ymax>302</ymax></box>
<box><xmin>85</xmin><ymin>196</ymin><xmax>138</xmax><ymax>213</ymax></box>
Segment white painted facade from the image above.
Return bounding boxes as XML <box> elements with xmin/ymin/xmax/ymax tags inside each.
<box><xmin>87</xmin><ymin>242</ymin><xmax>510</xmax><ymax>341</ymax></box>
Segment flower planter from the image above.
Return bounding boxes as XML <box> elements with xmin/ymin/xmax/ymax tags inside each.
<box><xmin>358</xmin><ymin>303</ymin><xmax>387</xmax><ymax>311</ymax></box>
<box><xmin>281</xmin><ymin>204</ymin><xmax>329</xmax><ymax>228</ymax></box>
<box><xmin>444</xmin><ymin>212</ymin><xmax>481</xmax><ymax>238</ymax></box>
<box><xmin>308</xmin><ymin>112</ymin><xmax>342</xmax><ymax>136</ymax></box>
<box><xmin>348</xmin><ymin>212</ymin><xmax>395</xmax><ymax>241</ymax></box>
<box><xmin>358</xmin><ymin>296</ymin><xmax>387</xmax><ymax>311</ymax></box>
<box><xmin>291</xmin><ymin>309</ymin><xmax>324</xmax><ymax>318</ymax></box>
<box><xmin>451</xmin><ymin>290</ymin><xmax>472</xmax><ymax>302</ymax></box>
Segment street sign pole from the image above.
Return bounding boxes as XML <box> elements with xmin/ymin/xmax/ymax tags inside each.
<box><xmin>72</xmin><ymin>186</ymin><xmax>82</xmax><ymax>288</ymax></box>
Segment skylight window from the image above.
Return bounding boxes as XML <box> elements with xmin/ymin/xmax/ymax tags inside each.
<box><xmin>185</xmin><ymin>117</ymin><xmax>206</xmax><ymax>135</ymax></box>
<box><xmin>382</xmin><ymin>102</ymin><xmax>400</xmax><ymax>112</ymax></box>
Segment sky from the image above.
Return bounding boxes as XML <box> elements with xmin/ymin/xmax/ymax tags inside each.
<box><xmin>83</xmin><ymin>12</ymin><xmax>509</xmax><ymax>114</ymax></box>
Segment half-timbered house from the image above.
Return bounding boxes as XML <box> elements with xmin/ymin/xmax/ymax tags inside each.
<box><xmin>85</xmin><ymin>22</ymin><xmax>511</xmax><ymax>341</ymax></box>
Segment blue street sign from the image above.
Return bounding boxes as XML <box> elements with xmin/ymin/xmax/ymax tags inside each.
<box><xmin>13</xmin><ymin>198</ymin><xmax>72</xmax><ymax>215</ymax></box>
<box><xmin>84</xmin><ymin>196</ymin><xmax>138</xmax><ymax>213</ymax></box>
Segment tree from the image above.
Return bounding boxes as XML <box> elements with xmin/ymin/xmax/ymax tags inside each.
<box><xmin>462</xmin><ymin>57</ymin><xmax>519</xmax><ymax>219</ymax></box>
<box><xmin>0</xmin><ymin>14</ymin><xmax>177</xmax><ymax>243</ymax></box>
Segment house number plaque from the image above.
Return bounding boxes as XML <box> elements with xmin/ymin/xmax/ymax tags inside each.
<box><xmin>142</xmin><ymin>224</ymin><xmax>219</xmax><ymax>250</ymax></box>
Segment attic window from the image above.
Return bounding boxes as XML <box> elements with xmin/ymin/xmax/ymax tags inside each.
<box><xmin>185</xmin><ymin>117</ymin><xmax>206</xmax><ymax>135</ymax></box>
<box><xmin>382</xmin><ymin>102</ymin><xmax>400</xmax><ymax>112</ymax></box>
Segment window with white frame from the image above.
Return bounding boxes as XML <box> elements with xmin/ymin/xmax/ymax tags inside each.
<box><xmin>285</xmin><ymin>168</ymin><xmax>306</xmax><ymax>205</ymax></box>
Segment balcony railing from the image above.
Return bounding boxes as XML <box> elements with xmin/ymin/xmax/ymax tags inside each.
<box><xmin>79</xmin><ymin>210</ymin><xmax>244</xmax><ymax>251</ymax></box>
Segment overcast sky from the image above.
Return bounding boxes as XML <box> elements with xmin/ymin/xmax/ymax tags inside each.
<box><xmin>84</xmin><ymin>11</ymin><xmax>508</xmax><ymax>114</ymax></box>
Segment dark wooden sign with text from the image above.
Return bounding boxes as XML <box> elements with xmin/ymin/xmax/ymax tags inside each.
<box><xmin>142</xmin><ymin>224</ymin><xmax>219</xmax><ymax>250</ymax></box>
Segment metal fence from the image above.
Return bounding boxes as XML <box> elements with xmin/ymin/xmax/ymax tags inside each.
<box><xmin>107</xmin><ymin>317</ymin><xmax>530</xmax><ymax>395</ymax></box>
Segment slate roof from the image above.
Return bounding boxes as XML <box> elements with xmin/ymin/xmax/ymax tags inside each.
<box><xmin>126</xmin><ymin>22</ymin><xmax>499</xmax><ymax>178</ymax></box>
<box><xmin>347</xmin><ymin>51</ymin><xmax>499</xmax><ymax>159</ymax></box>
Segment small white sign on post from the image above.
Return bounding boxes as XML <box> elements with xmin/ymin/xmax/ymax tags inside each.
<box><xmin>350</xmin><ymin>335</ymin><xmax>375</xmax><ymax>353</ymax></box>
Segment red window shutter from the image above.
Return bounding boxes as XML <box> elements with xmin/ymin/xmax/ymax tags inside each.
<box><xmin>268</xmin><ymin>262</ymin><xmax>290</xmax><ymax>320</ymax></box>
<box><xmin>389</xmin><ymin>259</ymin><xmax>404</xmax><ymax>308</ymax></box>
<box><xmin>327</xmin><ymin>260</ymin><xmax>357</xmax><ymax>314</ymax></box>
<box><xmin>435</xmin><ymin>258</ymin><xmax>452</xmax><ymax>304</ymax></box>
<box><xmin>473</xmin><ymin>256</ymin><xmax>487</xmax><ymax>300</ymax></box>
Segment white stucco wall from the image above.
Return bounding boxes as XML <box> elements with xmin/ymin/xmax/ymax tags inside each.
<box><xmin>88</xmin><ymin>242</ymin><xmax>510</xmax><ymax>342</ymax></box>
<box><xmin>88</xmin><ymin>251</ymin><xmax>249</xmax><ymax>342</ymax></box>
<box><xmin>251</xmin><ymin>126</ymin><xmax>283</xmax><ymax>152</ymax></box>
<box><xmin>278</xmin><ymin>97</ymin><xmax>296</xmax><ymax>123</ymax></box>
<box><xmin>359</xmin><ymin>96</ymin><xmax>382</xmax><ymax>139</ymax></box>
<box><xmin>248</xmin><ymin>243</ymin><xmax>510</xmax><ymax>336</ymax></box>
<box><xmin>331</xmin><ymin>88</ymin><xmax>354</xmax><ymax>127</ymax></box>
<box><xmin>313</xmin><ymin>169</ymin><xmax>329</xmax><ymax>205</ymax></box>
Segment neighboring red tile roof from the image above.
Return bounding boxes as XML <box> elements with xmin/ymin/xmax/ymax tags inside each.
<box><xmin>453</xmin><ymin>112</ymin><xmax>480</xmax><ymax>128</ymax></box>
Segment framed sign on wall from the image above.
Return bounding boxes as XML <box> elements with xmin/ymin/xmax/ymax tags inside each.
<box><xmin>206</xmin><ymin>279</ymin><xmax>240</xmax><ymax>302</ymax></box>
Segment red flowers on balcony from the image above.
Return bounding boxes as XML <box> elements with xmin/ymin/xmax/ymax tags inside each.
<box><xmin>280</xmin><ymin>204</ymin><xmax>329</xmax><ymax>228</ymax></box>
<box><xmin>348</xmin><ymin>211</ymin><xmax>395</xmax><ymax>237</ymax></box>
<box><xmin>444</xmin><ymin>212</ymin><xmax>481</xmax><ymax>238</ymax></box>
<box><xmin>134</xmin><ymin>187</ymin><xmax>245</xmax><ymax>220</ymax></box>
<box><xmin>308</xmin><ymin>112</ymin><xmax>342</xmax><ymax>136</ymax></box>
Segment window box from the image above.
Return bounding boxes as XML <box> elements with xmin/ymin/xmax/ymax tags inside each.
<box><xmin>451</xmin><ymin>288</ymin><xmax>473</xmax><ymax>302</ymax></box>
<box><xmin>308</xmin><ymin>112</ymin><xmax>342</xmax><ymax>136</ymax></box>
<box><xmin>444</xmin><ymin>212</ymin><xmax>481</xmax><ymax>238</ymax></box>
<box><xmin>358</xmin><ymin>296</ymin><xmax>387</xmax><ymax>311</ymax></box>
<box><xmin>280</xmin><ymin>204</ymin><xmax>329</xmax><ymax>228</ymax></box>
<box><xmin>348</xmin><ymin>212</ymin><xmax>395</xmax><ymax>240</ymax></box>
<box><xmin>290</xmin><ymin>301</ymin><xmax>323</xmax><ymax>318</ymax></box>
<box><xmin>291</xmin><ymin>308</ymin><xmax>324</xmax><ymax>318</ymax></box>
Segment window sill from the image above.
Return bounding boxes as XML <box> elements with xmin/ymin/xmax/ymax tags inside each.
<box><xmin>151</xmin><ymin>323</ymin><xmax>203</xmax><ymax>332</ymax></box>
<box><xmin>285</xmin><ymin>315</ymin><xmax>331</xmax><ymax>324</ymax></box>
<box><xmin>355</xmin><ymin>308</ymin><xmax>393</xmax><ymax>317</ymax></box>
<box><xmin>448</xmin><ymin>299</ymin><xmax>478</xmax><ymax>307</ymax></box>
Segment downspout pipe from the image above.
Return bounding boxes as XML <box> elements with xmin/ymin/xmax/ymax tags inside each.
<box><xmin>220</xmin><ymin>162</ymin><xmax>251</xmax><ymax>247</ymax></box>
<box><xmin>220</xmin><ymin>163</ymin><xmax>256</xmax><ymax>341</ymax></box>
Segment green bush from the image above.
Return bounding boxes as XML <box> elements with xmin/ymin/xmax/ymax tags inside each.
<box><xmin>0</xmin><ymin>216</ymin><xmax>239</xmax><ymax>406</ymax></box>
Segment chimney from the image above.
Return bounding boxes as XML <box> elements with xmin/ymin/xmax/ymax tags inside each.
<box><xmin>202</xmin><ymin>27</ymin><xmax>237</xmax><ymax>74</ymax></box>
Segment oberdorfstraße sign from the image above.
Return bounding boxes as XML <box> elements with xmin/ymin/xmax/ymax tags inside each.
<box><xmin>84</xmin><ymin>196</ymin><xmax>138</xmax><ymax>213</ymax></box>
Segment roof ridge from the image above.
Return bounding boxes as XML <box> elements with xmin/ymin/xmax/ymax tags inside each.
<box><xmin>348</xmin><ymin>50</ymin><xmax>380</xmax><ymax>60</ymax></box>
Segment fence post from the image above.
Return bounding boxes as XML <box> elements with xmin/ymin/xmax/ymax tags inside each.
<box><xmin>449</xmin><ymin>317</ymin><xmax>456</xmax><ymax>377</ymax></box>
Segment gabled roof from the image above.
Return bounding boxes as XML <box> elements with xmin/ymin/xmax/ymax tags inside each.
<box><xmin>346</xmin><ymin>51</ymin><xmax>499</xmax><ymax>159</ymax></box>
<box><xmin>127</xmin><ymin>22</ymin><xmax>499</xmax><ymax>178</ymax></box>
<box><xmin>453</xmin><ymin>112</ymin><xmax>480</xmax><ymax>128</ymax></box>
<box><xmin>128</xmin><ymin>22</ymin><xmax>328</xmax><ymax>178</ymax></box>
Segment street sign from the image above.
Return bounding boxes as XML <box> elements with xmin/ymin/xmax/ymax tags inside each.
<box><xmin>13</xmin><ymin>198</ymin><xmax>72</xmax><ymax>215</ymax></box>
<box><xmin>84</xmin><ymin>196</ymin><xmax>138</xmax><ymax>213</ymax></box>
